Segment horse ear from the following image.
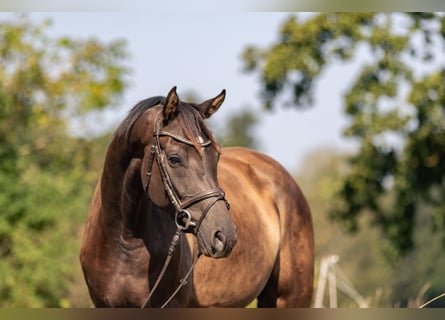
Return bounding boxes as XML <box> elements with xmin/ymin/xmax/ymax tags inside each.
<box><xmin>163</xmin><ymin>86</ymin><xmax>179</xmax><ymax>124</ymax></box>
<box><xmin>196</xmin><ymin>89</ymin><xmax>226</xmax><ymax>118</ymax></box>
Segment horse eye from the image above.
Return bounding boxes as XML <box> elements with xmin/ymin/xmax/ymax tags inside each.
<box><xmin>168</xmin><ymin>155</ymin><xmax>181</xmax><ymax>167</ymax></box>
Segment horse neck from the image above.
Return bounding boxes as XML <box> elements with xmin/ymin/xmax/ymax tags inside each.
<box><xmin>98</xmin><ymin>134</ymin><xmax>195</xmax><ymax>297</ymax></box>
<box><xmin>99</xmin><ymin>137</ymin><xmax>177</xmax><ymax>244</ymax></box>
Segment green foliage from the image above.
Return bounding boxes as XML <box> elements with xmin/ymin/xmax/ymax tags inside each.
<box><xmin>243</xmin><ymin>13</ymin><xmax>445</xmax><ymax>259</ymax></box>
<box><xmin>297</xmin><ymin>148</ymin><xmax>391</xmax><ymax>306</ymax></box>
<box><xmin>242</xmin><ymin>13</ymin><xmax>374</xmax><ymax>109</ymax></box>
<box><xmin>298</xmin><ymin>148</ymin><xmax>445</xmax><ymax>307</ymax></box>
<box><xmin>0</xmin><ymin>15</ymin><xmax>128</xmax><ymax>306</ymax></box>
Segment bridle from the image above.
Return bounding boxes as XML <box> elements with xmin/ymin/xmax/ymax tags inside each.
<box><xmin>141</xmin><ymin>111</ymin><xmax>230</xmax><ymax>308</ymax></box>
<box><xmin>143</xmin><ymin>112</ymin><xmax>230</xmax><ymax>233</ymax></box>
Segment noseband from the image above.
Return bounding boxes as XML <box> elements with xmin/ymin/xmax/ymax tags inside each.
<box><xmin>143</xmin><ymin>113</ymin><xmax>230</xmax><ymax>233</ymax></box>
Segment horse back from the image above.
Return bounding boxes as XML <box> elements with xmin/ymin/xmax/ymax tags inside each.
<box><xmin>220</xmin><ymin>147</ymin><xmax>313</xmax><ymax>234</ymax></box>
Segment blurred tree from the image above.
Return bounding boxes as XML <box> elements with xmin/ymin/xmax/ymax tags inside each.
<box><xmin>243</xmin><ymin>13</ymin><xmax>445</xmax><ymax>259</ymax></box>
<box><xmin>296</xmin><ymin>148</ymin><xmax>391</xmax><ymax>307</ymax></box>
<box><xmin>212</xmin><ymin>109</ymin><xmax>261</xmax><ymax>149</ymax></box>
<box><xmin>297</xmin><ymin>147</ymin><xmax>445</xmax><ymax>307</ymax></box>
<box><xmin>0</xmin><ymin>15</ymin><xmax>128</xmax><ymax>306</ymax></box>
<box><xmin>177</xmin><ymin>89</ymin><xmax>262</xmax><ymax>149</ymax></box>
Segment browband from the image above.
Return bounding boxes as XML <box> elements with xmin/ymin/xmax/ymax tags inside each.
<box><xmin>158</xmin><ymin>131</ymin><xmax>212</xmax><ymax>147</ymax></box>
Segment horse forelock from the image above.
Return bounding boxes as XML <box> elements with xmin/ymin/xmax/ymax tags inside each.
<box><xmin>166</xmin><ymin>103</ymin><xmax>220</xmax><ymax>156</ymax></box>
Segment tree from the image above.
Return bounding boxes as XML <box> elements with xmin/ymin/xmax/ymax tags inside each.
<box><xmin>212</xmin><ymin>109</ymin><xmax>261</xmax><ymax>149</ymax></box>
<box><xmin>298</xmin><ymin>147</ymin><xmax>445</xmax><ymax>307</ymax></box>
<box><xmin>242</xmin><ymin>13</ymin><xmax>445</xmax><ymax>259</ymax></box>
<box><xmin>0</xmin><ymin>15</ymin><xmax>128</xmax><ymax>306</ymax></box>
<box><xmin>179</xmin><ymin>89</ymin><xmax>262</xmax><ymax>150</ymax></box>
<box><xmin>297</xmin><ymin>148</ymin><xmax>396</xmax><ymax>306</ymax></box>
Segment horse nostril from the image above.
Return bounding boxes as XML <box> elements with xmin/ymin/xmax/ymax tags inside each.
<box><xmin>212</xmin><ymin>231</ymin><xmax>227</xmax><ymax>253</ymax></box>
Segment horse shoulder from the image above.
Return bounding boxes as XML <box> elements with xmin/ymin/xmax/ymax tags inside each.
<box><xmin>188</xmin><ymin>147</ymin><xmax>285</xmax><ymax>306</ymax></box>
<box><xmin>80</xmin><ymin>162</ymin><xmax>151</xmax><ymax>307</ymax></box>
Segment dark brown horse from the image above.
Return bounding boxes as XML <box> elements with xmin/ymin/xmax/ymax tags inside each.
<box><xmin>80</xmin><ymin>87</ymin><xmax>314</xmax><ymax>307</ymax></box>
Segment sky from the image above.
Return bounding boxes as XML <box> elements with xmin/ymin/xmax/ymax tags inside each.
<box><xmin>1</xmin><ymin>10</ymin><xmax>359</xmax><ymax>172</ymax></box>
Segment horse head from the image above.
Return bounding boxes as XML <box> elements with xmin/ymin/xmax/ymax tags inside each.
<box><xmin>140</xmin><ymin>86</ymin><xmax>237</xmax><ymax>258</ymax></box>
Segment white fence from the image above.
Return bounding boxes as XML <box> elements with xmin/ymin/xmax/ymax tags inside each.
<box><xmin>313</xmin><ymin>254</ymin><xmax>368</xmax><ymax>308</ymax></box>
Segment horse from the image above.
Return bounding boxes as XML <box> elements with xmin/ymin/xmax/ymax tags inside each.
<box><xmin>79</xmin><ymin>86</ymin><xmax>314</xmax><ymax>307</ymax></box>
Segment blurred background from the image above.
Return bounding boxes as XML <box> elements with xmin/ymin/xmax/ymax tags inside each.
<box><xmin>1</xmin><ymin>9</ymin><xmax>445</xmax><ymax>307</ymax></box>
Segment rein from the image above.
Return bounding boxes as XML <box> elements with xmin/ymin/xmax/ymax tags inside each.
<box><xmin>141</xmin><ymin>226</ymin><xmax>200</xmax><ymax>308</ymax></box>
<box><xmin>140</xmin><ymin>112</ymin><xmax>229</xmax><ymax>308</ymax></box>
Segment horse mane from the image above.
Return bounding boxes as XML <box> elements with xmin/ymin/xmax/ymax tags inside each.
<box><xmin>113</xmin><ymin>96</ymin><xmax>165</xmax><ymax>143</ymax></box>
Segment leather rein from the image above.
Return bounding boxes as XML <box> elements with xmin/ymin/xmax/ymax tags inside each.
<box><xmin>141</xmin><ymin>113</ymin><xmax>229</xmax><ymax>308</ymax></box>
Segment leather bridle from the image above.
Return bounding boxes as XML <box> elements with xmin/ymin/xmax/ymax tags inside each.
<box><xmin>143</xmin><ymin>112</ymin><xmax>230</xmax><ymax>234</ymax></box>
<box><xmin>140</xmin><ymin>112</ymin><xmax>230</xmax><ymax>308</ymax></box>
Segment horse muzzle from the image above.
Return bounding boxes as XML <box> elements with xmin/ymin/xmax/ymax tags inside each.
<box><xmin>196</xmin><ymin>214</ymin><xmax>237</xmax><ymax>258</ymax></box>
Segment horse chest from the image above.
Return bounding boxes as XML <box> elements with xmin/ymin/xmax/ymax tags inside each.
<box><xmin>84</xmin><ymin>240</ymin><xmax>150</xmax><ymax>307</ymax></box>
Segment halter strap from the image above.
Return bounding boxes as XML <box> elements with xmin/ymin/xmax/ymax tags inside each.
<box><xmin>180</xmin><ymin>188</ymin><xmax>227</xmax><ymax>210</ymax></box>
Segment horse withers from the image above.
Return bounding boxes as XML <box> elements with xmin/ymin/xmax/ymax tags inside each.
<box><xmin>79</xmin><ymin>87</ymin><xmax>314</xmax><ymax>307</ymax></box>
